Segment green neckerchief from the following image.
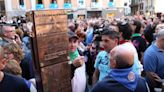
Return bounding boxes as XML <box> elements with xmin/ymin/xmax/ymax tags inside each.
<box><xmin>131</xmin><ymin>33</ymin><xmax>141</xmax><ymax>38</ymax></box>
<box><xmin>69</xmin><ymin>49</ymin><xmax>79</xmax><ymax>62</ymax></box>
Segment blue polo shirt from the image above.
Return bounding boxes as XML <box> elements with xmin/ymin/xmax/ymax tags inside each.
<box><xmin>86</xmin><ymin>27</ymin><xmax>93</xmax><ymax>45</ymax></box>
<box><xmin>95</xmin><ymin>50</ymin><xmax>143</xmax><ymax>81</ymax></box>
<box><xmin>143</xmin><ymin>43</ymin><xmax>164</xmax><ymax>79</ymax></box>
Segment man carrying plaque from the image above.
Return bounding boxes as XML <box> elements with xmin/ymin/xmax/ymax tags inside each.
<box><xmin>68</xmin><ymin>30</ymin><xmax>86</xmax><ymax>92</ymax></box>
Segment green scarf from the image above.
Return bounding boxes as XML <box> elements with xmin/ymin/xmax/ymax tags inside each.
<box><xmin>69</xmin><ymin>49</ymin><xmax>79</xmax><ymax>62</ymax></box>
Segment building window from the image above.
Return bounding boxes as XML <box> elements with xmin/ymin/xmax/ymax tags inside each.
<box><xmin>109</xmin><ymin>0</ymin><xmax>113</xmax><ymax>2</ymax></box>
<box><xmin>64</xmin><ymin>0</ymin><xmax>71</xmax><ymax>8</ymax></box>
<box><xmin>36</xmin><ymin>0</ymin><xmax>44</xmax><ymax>9</ymax></box>
<box><xmin>79</xmin><ymin>0</ymin><xmax>84</xmax><ymax>5</ymax></box>
<box><xmin>50</xmin><ymin>0</ymin><xmax>58</xmax><ymax>9</ymax></box>
<box><xmin>64</xmin><ymin>0</ymin><xmax>71</xmax><ymax>3</ymax></box>
<box><xmin>19</xmin><ymin>0</ymin><xmax>24</xmax><ymax>5</ymax></box>
<box><xmin>0</xmin><ymin>1</ymin><xmax>5</xmax><ymax>14</ymax></box>
<box><xmin>108</xmin><ymin>0</ymin><xmax>114</xmax><ymax>7</ymax></box>
<box><xmin>124</xmin><ymin>3</ymin><xmax>127</xmax><ymax>6</ymax></box>
<box><xmin>92</xmin><ymin>0</ymin><xmax>99</xmax><ymax>2</ymax></box>
<box><xmin>78</xmin><ymin>0</ymin><xmax>85</xmax><ymax>8</ymax></box>
<box><xmin>51</xmin><ymin>0</ymin><xmax>57</xmax><ymax>3</ymax></box>
<box><xmin>91</xmin><ymin>0</ymin><xmax>101</xmax><ymax>8</ymax></box>
<box><xmin>36</xmin><ymin>0</ymin><xmax>43</xmax><ymax>4</ymax></box>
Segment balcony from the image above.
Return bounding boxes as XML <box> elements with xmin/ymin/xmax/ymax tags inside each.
<box><xmin>78</xmin><ymin>0</ymin><xmax>85</xmax><ymax>8</ymax></box>
<box><xmin>108</xmin><ymin>2</ymin><xmax>114</xmax><ymax>7</ymax></box>
<box><xmin>49</xmin><ymin>3</ymin><xmax>58</xmax><ymax>9</ymax></box>
<box><xmin>36</xmin><ymin>4</ymin><xmax>44</xmax><ymax>10</ymax></box>
<box><xmin>19</xmin><ymin>5</ymin><xmax>26</xmax><ymax>10</ymax></box>
<box><xmin>63</xmin><ymin>3</ymin><xmax>72</xmax><ymax>9</ymax></box>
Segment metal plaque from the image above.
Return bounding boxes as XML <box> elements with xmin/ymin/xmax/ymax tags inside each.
<box><xmin>33</xmin><ymin>10</ymin><xmax>69</xmax><ymax>67</ymax></box>
<box><xmin>41</xmin><ymin>62</ymin><xmax>72</xmax><ymax>92</ymax></box>
<box><xmin>28</xmin><ymin>10</ymin><xmax>72</xmax><ymax>92</ymax></box>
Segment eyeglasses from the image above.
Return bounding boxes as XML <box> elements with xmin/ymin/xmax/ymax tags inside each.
<box><xmin>5</xmin><ymin>30</ymin><xmax>13</xmax><ymax>33</ymax></box>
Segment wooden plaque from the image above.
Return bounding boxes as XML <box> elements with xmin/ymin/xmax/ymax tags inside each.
<box><xmin>28</xmin><ymin>10</ymin><xmax>72</xmax><ymax>92</ymax></box>
<box><xmin>33</xmin><ymin>10</ymin><xmax>69</xmax><ymax>67</ymax></box>
<box><xmin>41</xmin><ymin>62</ymin><xmax>72</xmax><ymax>92</ymax></box>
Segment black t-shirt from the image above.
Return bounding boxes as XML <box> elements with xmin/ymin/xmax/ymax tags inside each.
<box><xmin>131</xmin><ymin>36</ymin><xmax>147</xmax><ymax>60</ymax></box>
<box><xmin>0</xmin><ymin>73</ymin><xmax>30</xmax><ymax>92</ymax></box>
<box><xmin>144</xmin><ymin>24</ymin><xmax>156</xmax><ymax>46</ymax></box>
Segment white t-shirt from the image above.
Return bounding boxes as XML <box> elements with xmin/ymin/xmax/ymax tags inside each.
<box><xmin>71</xmin><ymin>63</ymin><xmax>86</xmax><ymax>92</ymax></box>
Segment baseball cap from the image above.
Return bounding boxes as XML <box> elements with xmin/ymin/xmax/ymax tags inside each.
<box><xmin>68</xmin><ymin>30</ymin><xmax>78</xmax><ymax>40</ymax></box>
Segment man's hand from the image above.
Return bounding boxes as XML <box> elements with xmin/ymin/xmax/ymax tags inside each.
<box><xmin>73</xmin><ymin>56</ymin><xmax>85</xmax><ymax>67</ymax></box>
<box><xmin>146</xmin><ymin>71</ymin><xmax>162</xmax><ymax>88</ymax></box>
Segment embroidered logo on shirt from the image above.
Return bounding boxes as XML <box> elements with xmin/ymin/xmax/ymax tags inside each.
<box><xmin>128</xmin><ymin>71</ymin><xmax>135</xmax><ymax>82</ymax></box>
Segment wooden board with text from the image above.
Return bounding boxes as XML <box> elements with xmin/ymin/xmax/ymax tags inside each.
<box><xmin>27</xmin><ymin>10</ymin><xmax>72</xmax><ymax>92</ymax></box>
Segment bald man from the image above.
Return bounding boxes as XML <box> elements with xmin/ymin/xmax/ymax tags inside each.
<box><xmin>109</xmin><ymin>45</ymin><xmax>134</xmax><ymax>69</ymax></box>
<box><xmin>91</xmin><ymin>44</ymin><xmax>149</xmax><ymax>92</ymax></box>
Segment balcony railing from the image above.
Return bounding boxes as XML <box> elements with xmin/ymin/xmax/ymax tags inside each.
<box><xmin>63</xmin><ymin>3</ymin><xmax>72</xmax><ymax>9</ymax></box>
<box><xmin>49</xmin><ymin>3</ymin><xmax>58</xmax><ymax>9</ymax></box>
<box><xmin>108</xmin><ymin>2</ymin><xmax>114</xmax><ymax>7</ymax></box>
<box><xmin>36</xmin><ymin>4</ymin><xmax>44</xmax><ymax>10</ymax></box>
<box><xmin>19</xmin><ymin>5</ymin><xmax>26</xmax><ymax>10</ymax></box>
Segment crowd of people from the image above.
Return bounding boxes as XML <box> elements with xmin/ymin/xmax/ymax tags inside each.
<box><xmin>0</xmin><ymin>15</ymin><xmax>35</xmax><ymax>92</ymax></box>
<box><xmin>0</xmin><ymin>13</ymin><xmax>164</xmax><ymax>92</ymax></box>
<box><xmin>67</xmin><ymin>15</ymin><xmax>164</xmax><ymax>92</ymax></box>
